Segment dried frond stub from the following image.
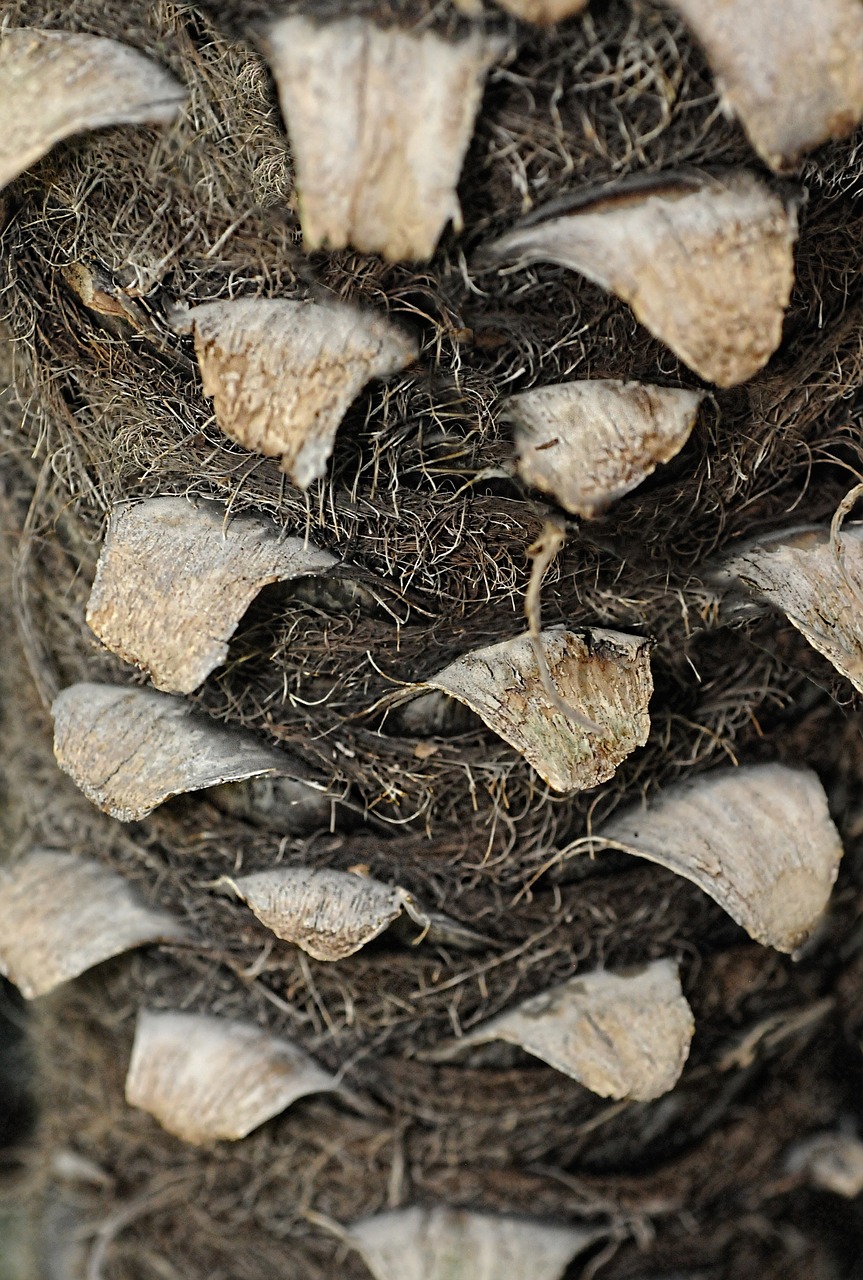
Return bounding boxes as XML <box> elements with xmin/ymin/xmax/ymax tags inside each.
<box><xmin>392</xmin><ymin>627</ymin><xmax>652</xmax><ymax>793</ymax></box>
<box><xmin>430</xmin><ymin>959</ymin><xmax>693</xmax><ymax>1101</ymax></box>
<box><xmin>493</xmin><ymin>0</ymin><xmax>588</xmax><ymax>22</ymax></box>
<box><xmin>213</xmin><ymin>867</ymin><xmax>425</xmax><ymax>961</ymax></box>
<box><xmin>0</xmin><ymin>849</ymin><xmax>187</xmax><ymax>999</ymax></box>
<box><xmin>184</xmin><ymin>298</ymin><xmax>417</xmax><ymax>489</ymax></box>
<box><xmin>668</xmin><ymin>0</ymin><xmax>863</xmax><ymax>172</ymax></box>
<box><xmin>786</xmin><ymin>1131</ymin><xmax>863</xmax><ymax>1198</ymax></box>
<box><xmin>599</xmin><ymin>764</ymin><xmax>843</xmax><ymax>953</ymax></box>
<box><xmin>349</xmin><ymin>1205</ymin><xmax>602</xmax><ymax>1280</ymax></box>
<box><xmin>0</xmin><ymin>28</ymin><xmax>185</xmax><ymax>192</ymax></box>
<box><xmin>125</xmin><ymin>1011</ymin><xmax>336</xmax><ymax>1144</ymax></box>
<box><xmin>213</xmin><ymin>868</ymin><xmax>485</xmax><ymax>958</ymax></box>
<box><xmin>485</xmin><ymin>171</ymin><xmax>797</xmax><ymax>387</ymax></box>
<box><xmin>724</xmin><ymin>525</ymin><xmax>863</xmax><ymax>693</ymax></box>
<box><xmin>259</xmin><ymin>16</ymin><xmax>504</xmax><ymax>261</ymax></box>
<box><xmin>52</xmin><ymin>683</ymin><xmax>327</xmax><ymax>824</ymax></box>
<box><xmin>86</xmin><ymin>496</ymin><xmax>336</xmax><ymax>694</ymax></box>
<box><xmin>505</xmin><ymin>380</ymin><xmax>703</xmax><ymax>517</ymax></box>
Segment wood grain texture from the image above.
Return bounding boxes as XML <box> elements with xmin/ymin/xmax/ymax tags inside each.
<box><xmin>86</xmin><ymin>496</ymin><xmax>336</xmax><ymax>693</ymax></box>
<box><xmin>601</xmin><ymin>763</ymin><xmax>843</xmax><ymax>952</ymax></box>
<box><xmin>0</xmin><ymin>849</ymin><xmax>187</xmax><ymax>999</ymax></box>
<box><xmin>125</xmin><ymin>1011</ymin><xmax>336</xmax><ymax>1144</ymax></box>
<box><xmin>725</xmin><ymin>525</ymin><xmax>863</xmax><ymax>694</ymax></box>
<box><xmin>669</xmin><ymin>0</ymin><xmax>863</xmax><ymax>171</ymax></box>
<box><xmin>0</xmin><ymin>28</ymin><xmax>185</xmax><ymax>191</ymax></box>
<box><xmin>398</xmin><ymin>627</ymin><xmax>652</xmax><ymax>793</ymax></box>
<box><xmin>350</xmin><ymin>1206</ymin><xmax>601</xmax><ymax>1280</ymax></box>
<box><xmin>505</xmin><ymin>379</ymin><xmax>703</xmax><ymax>516</ymax></box>
<box><xmin>486</xmin><ymin>171</ymin><xmax>797</xmax><ymax>387</ymax></box>
<box><xmin>216</xmin><ymin>868</ymin><xmax>410</xmax><ymax>961</ymax></box>
<box><xmin>187</xmin><ymin>297</ymin><xmax>417</xmax><ymax>488</ymax></box>
<box><xmin>260</xmin><ymin>16</ymin><xmax>504</xmax><ymax>261</ymax></box>
<box><xmin>52</xmin><ymin>683</ymin><xmax>325</xmax><ymax>823</ymax></box>
<box><xmin>433</xmin><ymin>960</ymin><xmax>693</xmax><ymax>1101</ymax></box>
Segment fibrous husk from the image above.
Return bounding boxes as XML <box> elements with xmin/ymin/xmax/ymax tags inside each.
<box><xmin>212</xmin><ymin>867</ymin><xmax>425</xmax><ymax>962</ymax></box>
<box><xmin>429</xmin><ymin>959</ymin><xmax>693</xmax><ymax>1101</ymax></box>
<box><xmin>349</xmin><ymin>1205</ymin><xmax>603</xmax><ymax>1280</ymax></box>
<box><xmin>785</xmin><ymin>1131</ymin><xmax>863</xmax><ymax>1198</ymax></box>
<box><xmin>0</xmin><ymin>849</ymin><xmax>187</xmax><ymax>999</ymax></box>
<box><xmin>259</xmin><ymin>16</ymin><xmax>505</xmax><ymax>261</ymax></box>
<box><xmin>0</xmin><ymin>28</ymin><xmax>185</xmax><ymax>192</ymax></box>
<box><xmin>86</xmin><ymin>496</ymin><xmax>336</xmax><ymax>694</ymax></box>
<box><xmin>598</xmin><ymin>763</ymin><xmax>843</xmax><ymax>953</ymax></box>
<box><xmin>492</xmin><ymin>0</ymin><xmax>589</xmax><ymax>23</ymax></box>
<box><xmin>485</xmin><ymin>171</ymin><xmax>798</xmax><ymax>387</ymax></box>
<box><xmin>723</xmin><ymin>524</ymin><xmax>863</xmax><ymax>694</ymax></box>
<box><xmin>504</xmin><ymin>379</ymin><xmax>703</xmax><ymax>517</ymax></box>
<box><xmin>184</xmin><ymin>297</ymin><xmax>417</xmax><ymax>489</ymax></box>
<box><xmin>667</xmin><ymin>0</ymin><xmax>863</xmax><ymax>172</ymax></box>
<box><xmin>391</xmin><ymin>627</ymin><xmax>652</xmax><ymax>793</ymax></box>
<box><xmin>52</xmin><ymin>683</ymin><xmax>326</xmax><ymax>823</ymax></box>
<box><xmin>124</xmin><ymin>1010</ymin><xmax>336</xmax><ymax>1145</ymax></box>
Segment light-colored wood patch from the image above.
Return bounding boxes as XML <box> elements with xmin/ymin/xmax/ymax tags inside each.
<box><xmin>186</xmin><ymin>297</ymin><xmax>416</xmax><ymax>488</ymax></box>
<box><xmin>86</xmin><ymin>496</ymin><xmax>336</xmax><ymax>693</ymax></box>
<box><xmin>0</xmin><ymin>28</ymin><xmax>185</xmax><ymax>191</ymax></box>
<box><xmin>486</xmin><ymin>171</ymin><xmax>797</xmax><ymax>387</ymax></box>
<box><xmin>125</xmin><ymin>1010</ymin><xmax>335</xmax><ymax>1144</ymax></box>
<box><xmin>0</xmin><ymin>849</ymin><xmax>187</xmax><ymax>999</ymax></box>
<box><xmin>600</xmin><ymin>763</ymin><xmax>843</xmax><ymax>952</ymax></box>
<box><xmin>260</xmin><ymin>16</ymin><xmax>504</xmax><ymax>261</ymax></box>
<box><xmin>506</xmin><ymin>379</ymin><xmax>702</xmax><ymax>516</ymax></box>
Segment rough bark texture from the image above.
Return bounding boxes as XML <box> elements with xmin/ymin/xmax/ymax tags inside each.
<box><xmin>2</xmin><ymin>2</ymin><xmax>863</xmax><ymax>1279</ymax></box>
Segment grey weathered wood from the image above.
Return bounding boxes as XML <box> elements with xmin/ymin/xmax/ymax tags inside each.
<box><xmin>52</xmin><ymin>683</ymin><xmax>327</xmax><ymax>824</ymax></box>
<box><xmin>86</xmin><ymin>496</ymin><xmax>336</xmax><ymax>694</ymax></box>
<box><xmin>430</xmin><ymin>959</ymin><xmax>694</xmax><ymax>1101</ymax></box>
<box><xmin>668</xmin><ymin>0</ymin><xmax>863</xmax><ymax>171</ymax></box>
<box><xmin>259</xmin><ymin>16</ymin><xmax>504</xmax><ymax>261</ymax></box>
<box><xmin>349</xmin><ymin>1206</ymin><xmax>603</xmax><ymax>1280</ymax></box>
<box><xmin>485</xmin><ymin>171</ymin><xmax>798</xmax><ymax>388</ymax></box>
<box><xmin>0</xmin><ymin>849</ymin><xmax>187</xmax><ymax>999</ymax></box>
<box><xmin>393</xmin><ymin>627</ymin><xmax>652</xmax><ymax>793</ymax></box>
<box><xmin>724</xmin><ymin>525</ymin><xmax>863</xmax><ymax>694</ymax></box>
<box><xmin>125</xmin><ymin>1010</ymin><xmax>336</xmax><ymax>1145</ymax></box>
<box><xmin>599</xmin><ymin>763</ymin><xmax>843</xmax><ymax>953</ymax></box>
<box><xmin>0</xmin><ymin>28</ymin><xmax>185</xmax><ymax>192</ymax></box>
<box><xmin>185</xmin><ymin>297</ymin><xmax>417</xmax><ymax>489</ymax></box>
<box><xmin>504</xmin><ymin>379</ymin><xmax>703</xmax><ymax>517</ymax></box>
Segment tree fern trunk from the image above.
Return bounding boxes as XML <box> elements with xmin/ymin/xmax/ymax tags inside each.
<box><xmin>2</xmin><ymin>2</ymin><xmax>863</xmax><ymax>1278</ymax></box>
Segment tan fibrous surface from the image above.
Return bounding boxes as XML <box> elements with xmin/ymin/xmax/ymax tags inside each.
<box><xmin>599</xmin><ymin>763</ymin><xmax>844</xmax><ymax>953</ymax></box>
<box><xmin>259</xmin><ymin>16</ymin><xmax>505</xmax><ymax>261</ymax></box>
<box><xmin>434</xmin><ymin>959</ymin><xmax>693</xmax><ymax>1101</ymax></box>
<box><xmin>0</xmin><ymin>27</ymin><xmax>185</xmax><ymax>191</ymax></box>
<box><xmin>86</xmin><ymin>495</ymin><xmax>336</xmax><ymax>693</ymax></box>
<box><xmin>396</xmin><ymin>627</ymin><xmax>652</xmax><ymax>793</ymax></box>
<box><xmin>52</xmin><ymin>682</ymin><xmax>324</xmax><ymax>822</ymax></box>
<box><xmin>0</xmin><ymin>848</ymin><xmax>186</xmax><ymax>999</ymax></box>
<box><xmin>505</xmin><ymin>379</ymin><xmax>703</xmax><ymax>517</ymax></box>
<box><xmin>486</xmin><ymin>171</ymin><xmax>797</xmax><ymax>387</ymax></box>
<box><xmin>187</xmin><ymin>297</ymin><xmax>417</xmax><ymax>489</ymax></box>
<box><xmin>349</xmin><ymin>1205</ymin><xmax>602</xmax><ymax>1280</ymax></box>
<box><xmin>724</xmin><ymin>524</ymin><xmax>863</xmax><ymax>695</ymax></box>
<box><xmin>124</xmin><ymin>1009</ymin><xmax>336</xmax><ymax>1144</ymax></box>
<box><xmin>492</xmin><ymin>0</ymin><xmax>589</xmax><ymax>24</ymax></box>
<box><xmin>215</xmin><ymin>867</ymin><xmax>414</xmax><ymax>961</ymax></box>
<box><xmin>668</xmin><ymin>0</ymin><xmax>863</xmax><ymax>171</ymax></box>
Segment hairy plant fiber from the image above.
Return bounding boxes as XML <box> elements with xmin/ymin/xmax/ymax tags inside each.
<box><xmin>2</xmin><ymin>1</ymin><xmax>863</xmax><ymax>1277</ymax></box>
